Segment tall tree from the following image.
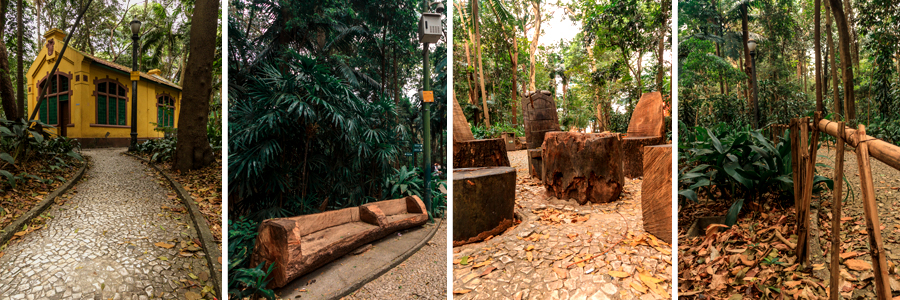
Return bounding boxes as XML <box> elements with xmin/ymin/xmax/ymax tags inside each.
<box><xmin>0</xmin><ymin>0</ymin><xmax>19</xmax><ymax>121</ymax></box>
<box><xmin>173</xmin><ymin>0</ymin><xmax>217</xmax><ymax>171</ymax></box>
<box><xmin>814</xmin><ymin>0</ymin><xmax>822</xmax><ymax>112</ymax></box>
<box><xmin>825</xmin><ymin>0</ymin><xmax>839</xmax><ymax>117</ymax></box>
<box><xmin>527</xmin><ymin>0</ymin><xmax>542</xmax><ymax>91</ymax></box>
<box><xmin>472</xmin><ymin>0</ymin><xmax>491</xmax><ymax>127</ymax></box>
<box><xmin>828</xmin><ymin>0</ymin><xmax>855</xmax><ymax>120</ymax></box>
<box><xmin>16</xmin><ymin>0</ymin><xmax>23</xmax><ymax>118</ymax></box>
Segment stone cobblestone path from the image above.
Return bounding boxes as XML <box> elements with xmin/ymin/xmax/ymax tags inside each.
<box><xmin>453</xmin><ymin>150</ymin><xmax>673</xmax><ymax>300</ymax></box>
<box><xmin>0</xmin><ymin>148</ymin><xmax>213</xmax><ymax>300</ymax></box>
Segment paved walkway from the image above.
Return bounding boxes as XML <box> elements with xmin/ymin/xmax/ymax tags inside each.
<box><xmin>0</xmin><ymin>149</ymin><xmax>212</xmax><ymax>299</ymax></box>
<box><xmin>452</xmin><ymin>150</ymin><xmax>672</xmax><ymax>300</ymax></box>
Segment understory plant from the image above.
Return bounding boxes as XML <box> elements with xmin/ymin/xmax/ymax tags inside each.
<box><xmin>0</xmin><ymin>118</ymin><xmax>84</xmax><ymax>188</ymax></box>
<box><xmin>678</xmin><ymin>122</ymin><xmax>833</xmax><ymax>226</ymax></box>
<box><xmin>228</xmin><ymin>217</ymin><xmax>276</xmax><ymax>299</ymax></box>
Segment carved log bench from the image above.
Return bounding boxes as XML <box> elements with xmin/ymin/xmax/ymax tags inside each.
<box><xmin>251</xmin><ymin>196</ymin><xmax>428</xmax><ymax>288</ymax></box>
<box><xmin>622</xmin><ymin>92</ymin><xmax>667</xmax><ymax>178</ymax></box>
<box><xmin>542</xmin><ymin>132</ymin><xmax>624</xmax><ymax>204</ymax></box>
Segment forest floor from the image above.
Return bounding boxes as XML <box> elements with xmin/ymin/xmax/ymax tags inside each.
<box><xmin>0</xmin><ymin>155</ymin><xmax>84</xmax><ymax>231</ymax></box>
<box><xmin>0</xmin><ymin>149</ymin><xmax>214</xmax><ymax>299</ymax></box>
<box><xmin>678</xmin><ymin>146</ymin><xmax>900</xmax><ymax>298</ymax></box>
<box><xmin>452</xmin><ymin>150</ymin><xmax>672</xmax><ymax>300</ymax></box>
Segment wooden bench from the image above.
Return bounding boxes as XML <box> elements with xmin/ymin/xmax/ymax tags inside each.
<box><xmin>251</xmin><ymin>196</ymin><xmax>428</xmax><ymax>288</ymax></box>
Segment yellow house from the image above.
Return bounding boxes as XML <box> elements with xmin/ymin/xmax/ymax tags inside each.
<box><xmin>27</xmin><ymin>28</ymin><xmax>182</xmax><ymax>147</ymax></box>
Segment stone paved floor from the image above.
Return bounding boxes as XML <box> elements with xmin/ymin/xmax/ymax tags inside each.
<box><xmin>0</xmin><ymin>148</ymin><xmax>212</xmax><ymax>299</ymax></box>
<box><xmin>452</xmin><ymin>150</ymin><xmax>673</xmax><ymax>300</ymax></box>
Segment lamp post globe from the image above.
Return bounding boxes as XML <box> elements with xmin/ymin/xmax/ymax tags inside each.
<box><xmin>128</xmin><ymin>18</ymin><xmax>141</xmax><ymax>151</ymax></box>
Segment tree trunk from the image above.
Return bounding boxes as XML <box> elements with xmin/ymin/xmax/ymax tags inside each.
<box><xmin>15</xmin><ymin>0</ymin><xmax>23</xmax><ymax>118</ymax></box>
<box><xmin>826</xmin><ymin>0</ymin><xmax>840</xmax><ymax>116</ymax></box>
<box><xmin>656</xmin><ymin>0</ymin><xmax>668</xmax><ymax>93</ymax></box>
<box><xmin>0</xmin><ymin>0</ymin><xmax>19</xmax><ymax>121</ymax></box>
<box><xmin>454</xmin><ymin>2</ymin><xmax>477</xmax><ymax>105</ymax></box>
<box><xmin>173</xmin><ymin>0</ymin><xmax>216</xmax><ymax>171</ymax></box>
<box><xmin>472</xmin><ymin>0</ymin><xmax>490</xmax><ymax>127</ymax></box>
<box><xmin>829</xmin><ymin>0</ymin><xmax>855</xmax><ymax>121</ymax></box>
<box><xmin>741</xmin><ymin>3</ymin><xmax>758</xmax><ymax>129</ymax></box>
<box><xmin>815</xmin><ymin>0</ymin><xmax>822</xmax><ymax>113</ymax></box>
<box><xmin>528</xmin><ymin>0</ymin><xmax>542</xmax><ymax>91</ymax></box>
<box><xmin>510</xmin><ymin>38</ymin><xmax>519</xmax><ymax>125</ymax></box>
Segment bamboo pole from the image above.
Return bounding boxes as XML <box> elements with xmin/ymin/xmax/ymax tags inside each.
<box><xmin>798</xmin><ymin>113</ymin><xmax>821</xmax><ymax>266</ymax></box>
<box><xmin>817</xmin><ymin>118</ymin><xmax>900</xmax><ymax>171</ymax></box>
<box><xmin>855</xmin><ymin>125</ymin><xmax>891</xmax><ymax>300</ymax></box>
<box><xmin>829</xmin><ymin>119</ymin><xmax>844</xmax><ymax>300</ymax></box>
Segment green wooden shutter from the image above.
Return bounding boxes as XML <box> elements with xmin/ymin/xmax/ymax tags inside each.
<box><xmin>59</xmin><ymin>95</ymin><xmax>68</xmax><ymax>125</ymax></box>
<box><xmin>39</xmin><ymin>100</ymin><xmax>47</xmax><ymax>123</ymax></box>
<box><xmin>118</xmin><ymin>99</ymin><xmax>127</xmax><ymax>125</ymax></box>
<box><xmin>168</xmin><ymin>108</ymin><xmax>174</xmax><ymax>127</ymax></box>
<box><xmin>99</xmin><ymin>96</ymin><xmax>107</xmax><ymax>124</ymax></box>
<box><xmin>48</xmin><ymin>96</ymin><xmax>57</xmax><ymax>125</ymax></box>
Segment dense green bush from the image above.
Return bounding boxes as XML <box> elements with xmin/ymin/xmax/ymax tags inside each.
<box><xmin>471</xmin><ymin>122</ymin><xmax>524</xmax><ymax>140</ymax></box>
<box><xmin>678</xmin><ymin>122</ymin><xmax>832</xmax><ymax>226</ymax></box>
<box><xmin>135</xmin><ymin>136</ymin><xmax>177</xmax><ymax>163</ymax></box>
<box><xmin>0</xmin><ymin>118</ymin><xmax>84</xmax><ymax>188</ymax></box>
<box><xmin>227</xmin><ymin>217</ymin><xmax>275</xmax><ymax>299</ymax></box>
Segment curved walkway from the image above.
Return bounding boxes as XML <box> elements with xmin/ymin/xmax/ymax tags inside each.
<box><xmin>0</xmin><ymin>148</ymin><xmax>212</xmax><ymax>299</ymax></box>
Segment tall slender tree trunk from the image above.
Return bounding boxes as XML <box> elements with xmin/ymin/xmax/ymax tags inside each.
<box><xmin>656</xmin><ymin>0</ymin><xmax>669</xmax><ymax>93</ymax></box>
<box><xmin>826</xmin><ymin>0</ymin><xmax>839</xmax><ymax>116</ymax></box>
<box><xmin>843</xmin><ymin>0</ymin><xmax>859</xmax><ymax>69</ymax></box>
<box><xmin>454</xmin><ymin>2</ymin><xmax>477</xmax><ymax>106</ymax></box>
<box><xmin>173</xmin><ymin>0</ymin><xmax>217</xmax><ymax>171</ymax></box>
<box><xmin>0</xmin><ymin>0</ymin><xmax>19</xmax><ymax>121</ymax></box>
<box><xmin>814</xmin><ymin>0</ymin><xmax>823</xmax><ymax>112</ymax></box>
<box><xmin>528</xmin><ymin>0</ymin><xmax>541</xmax><ymax>91</ymax></box>
<box><xmin>741</xmin><ymin>3</ymin><xmax>758</xmax><ymax>129</ymax></box>
<box><xmin>472</xmin><ymin>0</ymin><xmax>490</xmax><ymax>127</ymax></box>
<box><xmin>16</xmin><ymin>0</ymin><xmax>23</xmax><ymax>118</ymax></box>
<box><xmin>828</xmin><ymin>0</ymin><xmax>855</xmax><ymax>121</ymax></box>
<box><xmin>510</xmin><ymin>38</ymin><xmax>519</xmax><ymax>125</ymax></box>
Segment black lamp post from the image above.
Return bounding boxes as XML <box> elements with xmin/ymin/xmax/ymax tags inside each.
<box><xmin>129</xmin><ymin>18</ymin><xmax>141</xmax><ymax>151</ymax></box>
<box><xmin>748</xmin><ymin>39</ymin><xmax>759</xmax><ymax>129</ymax></box>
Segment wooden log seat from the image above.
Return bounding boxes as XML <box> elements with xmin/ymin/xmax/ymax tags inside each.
<box><xmin>622</xmin><ymin>92</ymin><xmax>668</xmax><ymax>178</ymax></box>
<box><xmin>453</xmin><ymin>138</ymin><xmax>511</xmax><ymax>168</ymax></box>
<box><xmin>453</xmin><ymin>167</ymin><xmax>517</xmax><ymax>242</ymax></box>
<box><xmin>641</xmin><ymin>144</ymin><xmax>672</xmax><ymax>244</ymax></box>
<box><xmin>528</xmin><ymin>148</ymin><xmax>543</xmax><ymax>180</ymax></box>
<box><xmin>251</xmin><ymin>196</ymin><xmax>429</xmax><ymax>288</ymax></box>
<box><xmin>542</xmin><ymin>132</ymin><xmax>624</xmax><ymax>204</ymax></box>
<box><xmin>622</xmin><ymin>136</ymin><xmax>665</xmax><ymax>178</ymax></box>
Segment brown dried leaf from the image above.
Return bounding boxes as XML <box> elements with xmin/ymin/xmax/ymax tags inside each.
<box><xmin>845</xmin><ymin>259</ymin><xmax>873</xmax><ymax>271</ymax></box>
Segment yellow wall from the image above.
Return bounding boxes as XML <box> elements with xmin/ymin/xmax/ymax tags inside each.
<box><xmin>26</xmin><ymin>29</ymin><xmax>182</xmax><ymax>140</ymax></box>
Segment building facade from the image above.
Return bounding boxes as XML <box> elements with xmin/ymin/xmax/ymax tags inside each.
<box><xmin>27</xmin><ymin>29</ymin><xmax>182</xmax><ymax>147</ymax></box>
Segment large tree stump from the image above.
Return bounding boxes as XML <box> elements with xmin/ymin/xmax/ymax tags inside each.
<box><xmin>528</xmin><ymin>148</ymin><xmax>543</xmax><ymax>180</ymax></box>
<box><xmin>641</xmin><ymin>144</ymin><xmax>672</xmax><ymax>244</ymax></box>
<box><xmin>523</xmin><ymin>90</ymin><xmax>560</xmax><ymax>149</ymax></box>
<box><xmin>453</xmin><ymin>167</ymin><xmax>516</xmax><ymax>242</ymax></box>
<box><xmin>542</xmin><ymin>132</ymin><xmax>624</xmax><ymax>204</ymax></box>
<box><xmin>453</xmin><ymin>139</ymin><xmax>511</xmax><ymax>168</ymax></box>
<box><xmin>627</xmin><ymin>92</ymin><xmax>666</xmax><ymax>138</ymax></box>
<box><xmin>452</xmin><ymin>98</ymin><xmax>475</xmax><ymax>142</ymax></box>
<box><xmin>622</xmin><ymin>136</ymin><xmax>665</xmax><ymax>178</ymax></box>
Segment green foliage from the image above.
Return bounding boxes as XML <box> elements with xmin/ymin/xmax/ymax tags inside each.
<box><xmin>470</xmin><ymin>122</ymin><xmax>524</xmax><ymax>140</ymax></box>
<box><xmin>0</xmin><ymin>119</ymin><xmax>84</xmax><ymax>188</ymax></box>
<box><xmin>228</xmin><ymin>217</ymin><xmax>276</xmax><ymax>299</ymax></box>
<box><xmin>385</xmin><ymin>166</ymin><xmax>423</xmax><ymax>199</ymax></box>
<box><xmin>867</xmin><ymin>117</ymin><xmax>900</xmax><ymax>145</ymax></box>
<box><xmin>678</xmin><ymin>122</ymin><xmax>832</xmax><ymax>226</ymax></box>
<box><xmin>135</xmin><ymin>136</ymin><xmax>177</xmax><ymax>163</ymax></box>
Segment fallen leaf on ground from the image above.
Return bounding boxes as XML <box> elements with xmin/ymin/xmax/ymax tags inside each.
<box><xmin>154</xmin><ymin>242</ymin><xmax>175</xmax><ymax>249</ymax></box>
<box><xmin>845</xmin><ymin>259</ymin><xmax>872</xmax><ymax>271</ymax></box>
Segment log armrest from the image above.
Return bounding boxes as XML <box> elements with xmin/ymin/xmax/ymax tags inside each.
<box><xmin>405</xmin><ymin>195</ymin><xmax>427</xmax><ymax>215</ymax></box>
<box><xmin>360</xmin><ymin>205</ymin><xmax>388</xmax><ymax>227</ymax></box>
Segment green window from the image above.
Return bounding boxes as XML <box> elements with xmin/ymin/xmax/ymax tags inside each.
<box><xmin>157</xmin><ymin>96</ymin><xmax>175</xmax><ymax>127</ymax></box>
<box><xmin>37</xmin><ymin>74</ymin><xmax>69</xmax><ymax>125</ymax></box>
<box><xmin>96</xmin><ymin>81</ymin><xmax>127</xmax><ymax>125</ymax></box>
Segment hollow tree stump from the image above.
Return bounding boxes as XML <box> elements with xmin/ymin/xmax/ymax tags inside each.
<box><xmin>453</xmin><ymin>139</ymin><xmax>510</xmax><ymax>168</ymax></box>
<box><xmin>622</xmin><ymin>136</ymin><xmax>665</xmax><ymax>178</ymax></box>
<box><xmin>528</xmin><ymin>148</ymin><xmax>543</xmax><ymax>180</ymax></box>
<box><xmin>641</xmin><ymin>144</ymin><xmax>672</xmax><ymax>244</ymax></box>
<box><xmin>542</xmin><ymin>132</ymin><xmax>624</xmax><ymax>204</ymax></box>
<box><xmin>453</xmin><ymin>167</ymin><xmax>517</xmax><ymax>242</ymax></box>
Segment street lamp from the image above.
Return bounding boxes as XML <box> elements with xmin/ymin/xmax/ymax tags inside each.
<box><xmin>418</xmin><ymin>0</ymin><xmax>443</xmax><ymax>220</ymax></box>
<box><xmin>128</xmin><ymin>18</ymin><xmax>141</xmax><ymax>151</ymax></box>
<box><xmin>748</xmin><ymin>38</ymin><xmax>759</xmax><ymax>129</ymax></box>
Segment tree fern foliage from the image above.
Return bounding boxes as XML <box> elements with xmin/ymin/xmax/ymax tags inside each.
<box><xmin>228</xmin><ymin>0</ymin><xmax>447</xmax><ymax>221</ymax></box>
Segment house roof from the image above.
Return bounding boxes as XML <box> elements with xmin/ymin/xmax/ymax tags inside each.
<box><xmin>72</xmin><ymin>48</ymin><xmax>182</xmax><ymax>90</ymax></box>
